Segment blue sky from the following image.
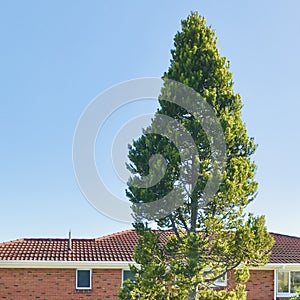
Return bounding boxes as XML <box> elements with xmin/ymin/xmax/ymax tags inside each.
<box><xmin>1</xmin><ymin>1</ymin><xmax>300</xmax><ymax>242</ymax></box>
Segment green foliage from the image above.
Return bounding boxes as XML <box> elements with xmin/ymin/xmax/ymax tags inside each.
<box><xmin>196</xmin><ymin>283</ymin><xmax>247</xmax><ymax>300</ymax></box>
<box><xmin>291</xmin><ymin>293</ymin><xmax>300</xmax><ymax>300</ymax></box>
<box><xmin>119</xmin><ymin>12</ymin><xmax>274</xmax><ymax>300</ymax></box>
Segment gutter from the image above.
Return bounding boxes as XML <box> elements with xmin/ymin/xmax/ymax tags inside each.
<box><xmin>0</xmin><ymin>260</ymin><xmax>137</xmax><ymax>269</ymax></box>
<box><xmin>1</xmin><ymin>260</ymin><xmax>299</xmax><ymax>270</ymax></box>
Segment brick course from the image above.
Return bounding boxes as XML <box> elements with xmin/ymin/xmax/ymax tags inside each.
<box><xmin>246</xmin><ymin>270</ymin><xmax>274</xmax><ymax>300</ymax></box>
<box><xmin>227</xmin><ymin>269</ymin><xmax>274</xmax><ymax>300</ymax></box>
<box><xmin>0</xmin><ymin>268</ymin><xmax>121</xmax><ymax>300</ymax></box>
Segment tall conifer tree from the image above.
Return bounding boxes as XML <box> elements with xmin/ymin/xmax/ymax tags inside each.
<box><xmin>119</xmin><ymin>12</ymin><xmax>273</xmax><ymax>300</ymax></box>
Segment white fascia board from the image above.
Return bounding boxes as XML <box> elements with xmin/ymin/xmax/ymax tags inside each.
<box><xmin>266</xmin><ymin>263</ymin><xmax>300</xmax><ymax>270</ymax></box>
<box><xmin>250</xmin><ymin>263</ymin><xmax>300</xmax><ymax>270</ymax></box>
<box><xmin>0</xmin><ymin>260</ymin><xmax>137</xmax><ymax>269</ymax></box>
<box><xmin>217</xmin><ymin>263</ymin><xmax>300</xmax><ymax>271</ymax></box>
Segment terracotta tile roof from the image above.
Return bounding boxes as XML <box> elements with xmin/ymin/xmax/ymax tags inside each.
<box><xmin>0</xmin><ymin>230</ymin><xmax>172</xmax><ymax>262</ymax></box>
<box><xmin>269</xmin><ymin>232</ymin><xmax>300</xmax><ymax>263</ymax></box>
<box><xmin>0</xmin><ymin>230</ymin><xmax>299</xmax><ymax>264</ymax></box>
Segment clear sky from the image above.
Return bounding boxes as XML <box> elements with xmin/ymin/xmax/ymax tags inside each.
<box><xmin>1</xmin><ymin>1</ymin><xmax>300</xmax><ymax>242</ymax></box>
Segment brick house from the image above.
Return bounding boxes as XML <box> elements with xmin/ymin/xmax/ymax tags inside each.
<box><xmin>0</xmin><ymin>230</ymin><xmax>299</xmax><ymax>300</ymax></box>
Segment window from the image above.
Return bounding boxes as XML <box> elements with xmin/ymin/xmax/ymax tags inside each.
<box><xmin>291</xmin><ymin>272</ymin><xmax>300</xmax><ymax>293</ymax></box>
<box><xmin>278</xmin><ymin>271</ymin><xmax>289</xmax><ymax>293</ymax></box>
<box><xmin>122</xmin><ymin>269</ymin><xmax>226</xmax><ymax>289</ymax></box>
<box><xmin>76</xmin><ymin>269</ymin><xmax>92</xmax><ymax>290</ymax></box>
<box><xmin>123</xmin><ymin>270</ymin><xmax>135</xmax><ymax>285</ymax></box>
<box><xmin>203</xmin><ymin>271</ymin><xmax>227</xmax><ymax>287</ymax></box>
<box><xmin>277</xmin><ymin>271</ymin><xmax>300</xmax><ymax>297</ymax></box>
<box><xmin>214</xmin><ymin>273</ymin><xmax>227</xmax><ymax>287</ymax></box>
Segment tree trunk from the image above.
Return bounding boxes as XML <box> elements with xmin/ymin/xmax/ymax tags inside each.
<box><xmin>187</xmin><ymin>288</ymin><xmax>197</xmax><ymax>300</ymax></box>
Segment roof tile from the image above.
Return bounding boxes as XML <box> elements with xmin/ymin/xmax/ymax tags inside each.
<box><xmin>0</xmin><ymin>230</ymin><xmax>299</xmax><ymax>264</ymax></box>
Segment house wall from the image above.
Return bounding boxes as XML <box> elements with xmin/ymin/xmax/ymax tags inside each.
<box><xmin>0</xmin><ymin>268</ymin><xmax>122</xmax><ymax>300</ymax></box>
<box><xmin>0</xmin><ymin>267</ymin><xmax>284</xmax><ymax>300</ymax></box>
<box><xmin>227</xmin><ymin>269</ymin><xmax>275</xmax><ymax>300</ymax></box>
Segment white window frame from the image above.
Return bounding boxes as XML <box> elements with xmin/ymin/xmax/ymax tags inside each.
<box><xmin>203</xmin><ymin>269</ymin><xmax>227</xmax><ymax>288</ymax></box>
<box><xmin>213</xmin><ymin>272</ymin><xmax>227</xmax><ymax>287</ymax></box>
<box><xmin>76</xmin><ymin>269</ymin><xmax>92</xmax><ymax>290</ymax></box>
<box><xmin>277</xmin><ymin>270</ymin><xmax>299</xmax><ymax>298</ymax></box>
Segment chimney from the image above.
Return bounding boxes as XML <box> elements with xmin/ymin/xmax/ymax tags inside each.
<box><xmin>68</xmin><ymin>230</ymin><xmax>72</xmax><ymax>251</ymax></box>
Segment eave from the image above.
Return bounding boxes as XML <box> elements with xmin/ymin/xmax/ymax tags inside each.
<box><xmin>0</xmin><ymin>260</ymin><xmax>136</xmax><ymax>269</ymax></box>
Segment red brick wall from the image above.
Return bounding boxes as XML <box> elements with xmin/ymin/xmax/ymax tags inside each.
<box><xmin>246</xmin><ymin>270</ymin><xmax>274</xmax><ymax>300</ymax></box>
<box><xmin>227</xmin><ymin>269</ymin><xmax>274</xmax><ymax>300</ymax></box>
<box><xmin>0</xmin><ymin>268</ymin><xmax>279</xmax><ymax>300</ymax></box>
<box><xmin>0</xmin><ymin>268</ymin><xmax>122</xmax><ymax>300</ymax></box>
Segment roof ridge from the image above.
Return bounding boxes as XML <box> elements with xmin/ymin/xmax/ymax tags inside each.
<box><xmin>2</xmin><ymin>232</ymin><xmax>300</xmax><ymax>244</ymax></box>
<box><xmin>23</xmin><ymin>238</ymin><xmax>96</xmax><ymax>241</ymax></box>
<box><xmin>96</xmin><ymin>229</ymin><xmax>135</xmax><ymax>241</ymax></box>
<box><xmin>270</xmin><ymin>232</ymin><xmax>300</xmax><ymax>239</ymax></box>
<box><xmin>0</xmin><ymin>238</ymin><xmax>25</xmax><ymax>246</ymax></box>
<box><xmin>0</xmin><ymin>238</ymin><xmax>98</xmax><ymax>244</ymax></box>
<box><xmin>95</xmin><ymin>229</ymin><xmax>175</xmax><ymax>241</ymax></box>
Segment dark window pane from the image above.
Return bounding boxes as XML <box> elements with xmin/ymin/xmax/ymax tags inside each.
<box><xmin>123</xmin><ymin>270</ymin><xmax>135</xmax><ymax>282</ymax></box>
<box><xmin>77</xmin><ymin>270</ymin><xmax>91</xmax><ymax>288</ymax></box>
